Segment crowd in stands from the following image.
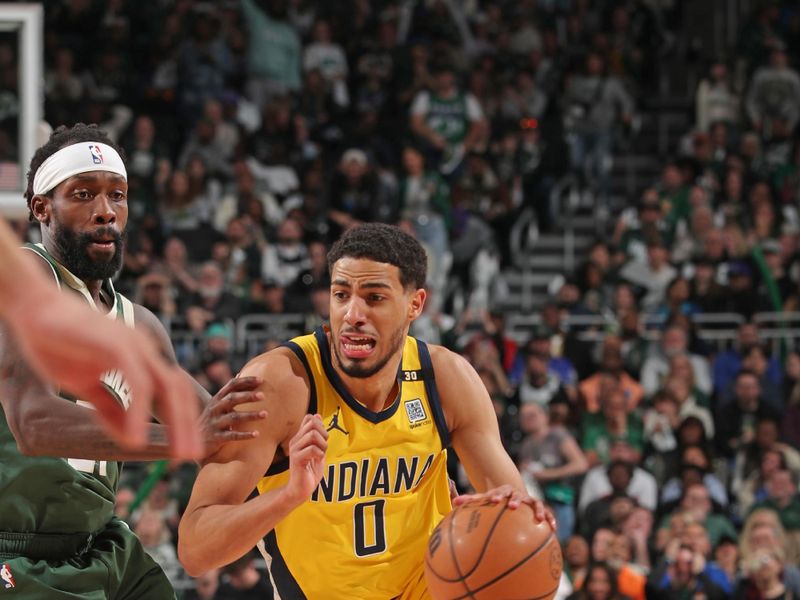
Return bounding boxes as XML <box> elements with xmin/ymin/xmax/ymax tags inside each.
<box><xmin>3</xmin><ymin>0</ymin><xmax>800</xmax><ymax>598</ymax></box>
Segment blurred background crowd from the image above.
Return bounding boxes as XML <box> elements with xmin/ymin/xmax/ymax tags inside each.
<box><xmin>2</xmin><ymin>0</ymin><xmax>800</xmax><ymax>598</ymax></box>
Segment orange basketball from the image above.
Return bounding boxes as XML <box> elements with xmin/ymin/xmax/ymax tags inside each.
<box><xmin>424</xmin><ymin>500</ymin><xmax>562</xmax><ymax>600</ymax></box>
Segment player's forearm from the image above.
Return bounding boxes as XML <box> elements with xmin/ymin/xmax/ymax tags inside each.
<box><xmin>179</xmin><ymin>487</ymin><xmax>300</xmax><ymax>576</ymax></box>
<box><xmin>13</xmin><ymin>392</ymin><xmax>173</xmax><ymax>460</ymax></box>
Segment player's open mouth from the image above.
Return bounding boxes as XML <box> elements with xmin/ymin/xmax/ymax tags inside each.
<box><xmin>340</xmin><ymin>334</ymin><xmax>376</xmax><ymax>359</ymax></box>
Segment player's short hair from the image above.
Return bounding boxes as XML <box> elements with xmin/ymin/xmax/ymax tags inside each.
<box><xmin>24</xmin><ymin>123</ymin><xmax>126</xmax><ymax>220</ymax></box>
<box><xmin>327</xmin><ymin>223</ymin><xmax>427</xmax><ymax>290</ymax></box>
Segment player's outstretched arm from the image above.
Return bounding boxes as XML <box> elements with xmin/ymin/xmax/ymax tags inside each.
<box><xmin>179</xmin><ymin>350</ymin><xmax>325</xmax><ymax>576</ymax></box>
<box><xmin>0</xmin><ymin>299</ymin><xmax>264</xmax><ymax>462</ymax></box>
<box><xmin>431</xmin><ymin>346</ymin><xmax>557</xmax><ymax>531</ymax></box>
<box><xmin>0</xmin><ymin>220</ymin><xmax>201</xmax><ymax>457</ymax></box>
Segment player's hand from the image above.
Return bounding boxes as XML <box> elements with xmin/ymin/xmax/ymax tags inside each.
<box><xmin>4</xmin><ymin>272</ymin><xmax>203</xmax><ymax>459</ymax></box>
<box><xmin>286</xmin><ymin>414</ymin><xmax>328</xmax><ymax>506</ymax></box>
<box><xmin>452</xmin><ymin>484</ymin><xmax>558</xmax><ymax>531</ymax></box>
<box><xmin>200</xmin><ymin>376</ymin><xmax>266</xmax><ymax>458</ymax></box>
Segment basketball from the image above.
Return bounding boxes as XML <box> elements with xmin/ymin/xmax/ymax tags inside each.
<box><xmin>425</xmin><ymin>500</ymin><xmax>562</xmax><ymax>600</ymax></box>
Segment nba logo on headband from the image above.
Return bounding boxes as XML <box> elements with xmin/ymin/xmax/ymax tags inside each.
<box><xmin>89</xmin><ymin>145</ymin><xmax>104</xmax><ymax>164</ymax></box>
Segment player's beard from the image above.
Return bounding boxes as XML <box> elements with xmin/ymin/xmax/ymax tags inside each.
<box><xmin>332</xmin><ymin>323</ymin><xmax>406</xmax><ymax>379</ymax></box>
<box><xmin>52</xmin><ymin>224</ymin><xmax>125</xmax><ymax>281</ymax></box>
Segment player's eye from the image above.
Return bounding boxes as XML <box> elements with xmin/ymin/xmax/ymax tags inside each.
<box><xmin>369</xmin><ymin>294</ymin><xmax>384</xmax><ymax>302</ymax></box>
<box><xmin>332</xmin><ymin>291</ymin><xmax>348</xmax><ymax>301</ymax></box>
<box><xmin>74</xmin><ymin>189</ymin><xmax>93</xmax><ymax>200</ymax></box>
<box><xmin>110</xmin><ymin>191</ymin><xmax>127</xmax><ymax>201</ymax></box>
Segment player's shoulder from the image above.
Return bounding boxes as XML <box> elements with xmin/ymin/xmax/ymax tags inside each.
<box><xmin>240</xmin><ymin>345</ymin><xmax>312</xmax><ymax>412</ymax></box>
<box><xmin>427</xmin><ymin>343</ymin><xmax>472</xmax><ymax>374</ymax></box>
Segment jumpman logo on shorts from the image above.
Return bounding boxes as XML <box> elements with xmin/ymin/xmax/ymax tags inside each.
<box><xmin>326</xmin><ymin>407</ymin><xmax>348</xmax><ymax>435</ymax></box>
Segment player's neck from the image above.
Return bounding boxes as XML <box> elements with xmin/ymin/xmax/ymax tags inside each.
<box><xmin>337</xmin><ymin>355</ymin><xmax>402</xmax><ymax>413</ymax></box>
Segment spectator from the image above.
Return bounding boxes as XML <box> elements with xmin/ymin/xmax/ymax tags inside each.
<box><xmin>261</xmin><ymin>217</ymin><xmax>310</xmax><ymax>288</ymax></box>
<box><xmin>516</xmin><ymin>401</ymin><xmax>588</xmax><ymax>542</ymax></box>
<box><xmin>564</xmin><ymin>535</ymin><xmax>591</xmax><ymax>591</ymax></box>
<box><xmin>579</xmin><ymin>337</ymin><xmax>644</xmax><ymax>414</ymax></box>
<box><xmin>734</xmin><ymin>446</ymin><xmax>799</xmax><ymax>521</ymax></box>
<box><xmin>580</xmin><ymin>461</ymin><xmax>637</xmax><ymax>539</ymax></box>
<box><xmin>303</xmin><ymin>19</ymin><xmax>348</xmax><ymax>107</ymax></box>
<box><xmin>712</xmin><ymin>323</ymin><xmax>780</xmax><ymax>398</ymax></box>
<box><xmin>618</xmin><ymin>237</ymin><xmax>677</xmax><ymax>312</ymax></box>
<box><xmin>715</xmin><ymin>370</ymin><xmax>782</xmax><ymax>458</ymax></box>
<box><xmin>646</xmin><ymin>543</ymin><xmax>727</xmax><ymax>600</ymax></box>
<box><xmin>134</xmin><ymin>510</ymin><xmax>182</xmax><ymax>587</ymax></box>
<box><xmin>515</xmin><ymin>328</ymin><xmax>578</xmax><ymax>397</ymax></box>
<box><xmin>409</xmin><ymin>61</ymin><xmax>488</xmax><ymax>175</ymax></box>
<box><xmin>217</xmin><ymin>551</ymin><xmax>274</xmax><ymax>599</ymax></box>
<box><xmin>186</xmin><ymin>262</ymin><xmax>242</xmax><ymax>322</ymax></box>
<box><xmin>659</xmin><ymin>445</ymin><xmax>728</xmax><ymax>510</ymax></box>
<box><xmin>735</xmin><ymin>545</ymin><xmax>789</xmax><ymax>600</ymax></box>
<box><xmin>185</xmin><ymin>569</ymin><xmax>221</xmax><ymax>600</ymax></box>
<box><xmin>327</xmin><ymin>148</ymin><xmax>398</xmax><ymax>238</ymax></box>
<box><xmin>398</xmin><ymin>144</ymin><xmax>452</xmax><ymax>306</ymax></box>
<box><xmin>567</xmin><ymin>562</ymin><xmax>631</xmax><ymax>600</ymax></box>
<box><xmin>657</xmin><ymin>483</ymin><xmax>738</xmax><ymax>549</ymax></box>
<box><xmin>643</xmin><ymin>389</ymin><xmax>681</xmax><ymax>454</ymax></box>
<box><xmin>740</xmin><ymin>509</ymin><xmax>800</xmax><ymax>591</ymax></box>
<box><xmin>749</xmin><ymin>469</ymin><xmax>800</xmax><ymax>551</ymax></box>
<box><xmin>240</xmin><ymin>0</ymin><xmax>301</xmax><ymax>107</ymax></box>
<box><xmin>688</xmin><ymin>255</ymin><xmax>728</xmax><ymax>313</ymax></box>
<box><xmin>515</xmin><ymin>346</ymin><xmax>571</xmax><ymax>409</ymax></box>
<box><xmin>606</xmin><ymin>532</ymin><xmax>647</xmax><ymax>600</ymax></box>
<box><xmin>662</xmin><ymin>375</ymin><xmax>713</xmax><ymax>437</ymax></box>
<box><xmin>612</xmin><ymin>190</ymin><xmax>671</xmax><ymax>265</ymax></box>
<box><xmin>695</xmin><ymin>58</ymin><xmax>741</xmax><ymax>133</ymax></box>
<box><xmin>579</xmin><ymin>442</ymin><xmax>658</xmax><ymax>515</ymax></box>
<box><xmin>746</xmin><ymin>46</ymin><xmax>800</xmax><ymax>140</ymax></box>
<box><xmin>562</xmin><ymin>51</ymin><xmax>634</xmax><ymax>205</ymax></box>
<box><xmin>176</xmin><ymin>7</ymin><xmax>236</xmax><ymax>130</ymax></box>
<box><xmin>581</xmin><ymin>388</ymin><xmax>644</xmax><ymax>468</ymax></box>
<box><xmin>640</xmin><ymin>325</ymin><xmax>712</xmax><ymax>399</ymax></box>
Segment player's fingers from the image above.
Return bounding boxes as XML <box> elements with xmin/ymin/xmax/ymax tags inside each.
<box><xmin>290</xmin><ymin>429</ymin><xmax>328</xmax><ymax>454</ymax></box>
<box><xmin>293</xmin><ymin>445</ymin><xmax>326</xmax><ymax>465</ymax></box>
<box><xmin>214</xmin><ymin>410</ymin><xmax>268</xmax><ymax>429</ymax></box>
<box><xmin>217</xmin><ymin>430</ymin><xmax>260</xmax><ymax>442</ymax></box>
<box><xmin>489</xmin><ymin>485</ymin><xmax>514</xmax><ymax>503</ymax></box>
<box><xmin>452</xmin><ymin>493</ymin><xmax>478</xmax><ymax>507</ymax></box>
<box><xmin>293</xmin><ymin>414</ymin><xmax>328</xmax><ymax>441</ymax></box>
<box><xmin>213</xmin><ymin>376</ymin><xmax>263</xmax><ymax>401</ymax></box>
<box><xmin>507</xmin><ymin>492</ymin><xmax>523</xmax><ymax>509</ymax></box>
<box><xmin>528</xmin><ymin>500</ymin><xmax>547</xmax><ymax>523</ymax></box>
<box><xmin>212</xmin><ymin>391</ymin><xmax>265</xmax><ymax>415</ymax></box>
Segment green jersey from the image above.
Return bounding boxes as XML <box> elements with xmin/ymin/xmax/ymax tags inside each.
<box><xmin>0</xmin><ymin>243</ymin><xmax>135</xmax><ymax>535</ymax></box>
<box><xmin>424</xmin><ymin>92</ymin><xmax>470</xmax><ymax>146</ymax></box>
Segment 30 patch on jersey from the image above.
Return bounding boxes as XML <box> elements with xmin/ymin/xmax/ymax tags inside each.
<box><xmin>1</xmin><ymin>563</ymin><xmax>15</xmax><ymax>589</ymax></box>
<box><xmin>404</xmin><ymin>398</ymin><xmax>428</xmax><ymax>425</ymax></box>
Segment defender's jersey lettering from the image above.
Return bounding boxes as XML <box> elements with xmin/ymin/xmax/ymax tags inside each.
<box><xmin>257</xmin><ymin>328</ymin><xmax>451</xmax><ymax>600</ymax></box>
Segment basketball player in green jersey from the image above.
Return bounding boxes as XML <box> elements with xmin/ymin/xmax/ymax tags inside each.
<box><xmin>179</xmin><ymin>224</ymin><xmax>556</xmax><ymax>599</ymax></box>
<box><xmin>0</xmin><ymin>217</ymin><xmax>202</xmax><ymax>456</ymax></box>
<box><xmin>0</xmin><ymin>123</ymin><xmax>265</xmax><ymax>599</ymax></box>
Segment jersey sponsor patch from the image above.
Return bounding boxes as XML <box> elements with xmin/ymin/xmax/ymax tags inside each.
<box><xmin>1</xmin><ymin>563</ymin><xmax>15</xmax><ymax>589</ymax></box>
<box><xmin>404</xmin><ymin>398</ymin><xmax>427</xmax><ymax>424</ymax></box>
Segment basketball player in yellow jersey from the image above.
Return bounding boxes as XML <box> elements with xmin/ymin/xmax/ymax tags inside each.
<box><xmin>179</xmin><ymin>223</ymin><xmax>557</xmax><ymax>599</ymax></box>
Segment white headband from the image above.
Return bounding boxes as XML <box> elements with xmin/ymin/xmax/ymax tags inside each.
<box><xmin>33</xmin><ymin>142</ymin><xmax>127</xmax><ymax>195</ymax></box>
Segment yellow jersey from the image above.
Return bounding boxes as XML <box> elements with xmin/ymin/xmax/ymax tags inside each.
<box><xmin>257</xmin><ymin>327</ymin><xmax>452</xmax><ymax>599</ymax></box>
